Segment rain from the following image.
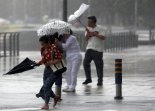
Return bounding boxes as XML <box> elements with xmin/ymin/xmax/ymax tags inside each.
<box><xmin>0</xmin><ymin>0</ymin><xmax>155</xmax><ymax>111</ymax></box>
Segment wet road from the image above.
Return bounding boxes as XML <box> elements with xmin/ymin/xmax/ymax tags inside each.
<box><xmin>0</xmin><ymin>45</ymin><xmax>155</xmax><ymax>111</ymax></box>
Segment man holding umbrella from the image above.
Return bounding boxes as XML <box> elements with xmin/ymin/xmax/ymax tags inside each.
<box><xmin>67</xmin><ymin>4</ymin><xmax>106</xmax><ymax>86</ymax></box>
<box><xmin>83</xmin><ymin>16</ymin><xmax>106</xmax><ymax>86</ymax></box>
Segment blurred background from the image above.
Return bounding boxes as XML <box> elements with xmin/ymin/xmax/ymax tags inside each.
<box><xmin>0</xmin><ymin>0</ymin><xmax>155</xmax><ymax>28</ymax></box>
<box><xmin>0</xmin><ymin>0</ymin><xmax>154</xmax><ymax>51</ymax></box>
<box><xmin>0</xmin><ymin>0</ymin><xmax>155</xmax><ymax>51</ymax></box>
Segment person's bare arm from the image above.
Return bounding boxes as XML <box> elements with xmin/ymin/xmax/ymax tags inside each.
<box><xmin>96</xmin><ymin>34</ymin><xmax>106</xmax><ymax>40</ymax></box>
<box><xmin>50</xmin><ymin>59</ymin><xmax>61</xmax><ymax>64</ymax></box>
<box><xmin>94</xmin><ymin>30</ymin><xmax>106</xmax><ymax>40</ymax></box>
<box><xmin>85</xmin><ymin>30</ymin><xmax>94</xmax><ymax>41</ymax></box>
<box><xmin>85</xmin><ymin>32</ymin><xmax>91</xmax><ymax>41</ymax></box>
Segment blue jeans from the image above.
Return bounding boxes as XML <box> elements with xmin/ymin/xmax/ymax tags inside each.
<box><xmin>37</xmin><ymin>66</ymin><xmax>62</xmax><ymax>104</ymax></box>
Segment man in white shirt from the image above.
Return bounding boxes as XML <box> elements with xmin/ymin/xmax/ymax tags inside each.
<box><xmin>83</xmin><ymin>16</ymin><xmax>106</xmax><ymax>86</ymax></box>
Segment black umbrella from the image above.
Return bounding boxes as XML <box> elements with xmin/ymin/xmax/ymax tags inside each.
<box><xmin>4</xmin><ymin>57</ymin><xmax>38</xmax><ymax>75</ymax></box>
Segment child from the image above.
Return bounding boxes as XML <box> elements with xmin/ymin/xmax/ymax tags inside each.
<box><xmin>37</xmin><ymin>36</ymin><xmax>62</xmax><ymax>110</ymax></box>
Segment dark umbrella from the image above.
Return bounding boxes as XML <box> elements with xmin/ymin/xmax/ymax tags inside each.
<box><xmin>4</xmin><ymin>57</ymin><xmax>38</xmax><ymax>75</ymax></box>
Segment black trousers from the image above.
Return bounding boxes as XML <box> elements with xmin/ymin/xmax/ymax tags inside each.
<box><xmin>83</xmin><ymin>49</ymin><xmax>104</xmax><ymax>83</ymax></box>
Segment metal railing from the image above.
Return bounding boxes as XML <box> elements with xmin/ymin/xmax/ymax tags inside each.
<box><xmin>0</xmin><ymin>32</ymin><xmax>20</xmax><ymax>57</ymax></box>
<box><xmin>104</xmin><ymin>32</ymin><xmax>138</xmax><ymax>52</ymax></box>
<box><xmin>139</xmin><ymin>31</ymin><xmax>155</xmax><ymax>45</ymax></box>
<box><xmin>74</xmin><ymin>31</ymin><xmax>138</xmax><ymax>52</ymax></box>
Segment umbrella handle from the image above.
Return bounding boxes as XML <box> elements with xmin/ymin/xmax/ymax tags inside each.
<box><xmin>76</xmin><ymin>18</ymin><xmax>90</xmax><ymax>33</ymax></box>
<box><xmin>76</xmin><ymin>18</ymin><xmax>86</xmax><ymax>28</ymax></box>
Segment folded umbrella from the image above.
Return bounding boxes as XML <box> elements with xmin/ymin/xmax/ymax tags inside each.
<box><xmin>4</xmin><ymin>58</ymin><xmax>37</xmax><ymax>75</ymax></box>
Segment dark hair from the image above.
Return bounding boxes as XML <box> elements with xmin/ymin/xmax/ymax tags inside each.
<box><xmin>39</xmin><ymin>36</ymin><xmax>49</xmax><ymax>44</ymax></box>
<box><xmin>48</xmin><ymin>36</ymin><xmax>54</xmax><ymax>44</ymax></box>
<box><xmin>58</xmin><ymin>35</ymin><xmax>63</xmax><ymax>41</ymax></box>
<box><xmin>52</xmin><ymin>32</ymin><xmax>58</xmax><ymax>38</ymax></box>
<box><xmin>49</xmin><ymin>32</ymin><xmax>58</xmax><ymax>44</ymax></box>
<box><xmin>70</xmin><ymin>29</ymin><xmax>73</xmax><ymax>35</ymax></box>
<box><xmin>88</xmin><ymin>16</ymin><xmax>97</xmax><ymax>23</ymax></box>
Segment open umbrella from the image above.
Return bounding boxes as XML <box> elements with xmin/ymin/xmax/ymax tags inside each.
<box><xmin>68</xmin><ymin>3</ymin><xmax>90</xmax><ymax>27</ymax></box>
<box><xmin>37</xmin><ymin>19</ymin><xmax>71</xmax><ymax>37</ymax></box>
<box><xmin>4</xmin><ymin>58</ymin><xmax>37</xmax><ymax>75</ymax></box>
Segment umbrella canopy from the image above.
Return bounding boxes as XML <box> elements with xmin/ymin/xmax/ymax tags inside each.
<box><xmin>68</xmin><ymin>3</ymin><xmax>90</xmax><ymax>26</ymax></box>
<box><xmin>37</xmin><ymin>19</ymin><xmax>71</xmax><ymax>37</ymax></box>
<box><xmin>4</xmin><ymin>58</ymin><xmax>37</xmax><ymax>75</ymax></box>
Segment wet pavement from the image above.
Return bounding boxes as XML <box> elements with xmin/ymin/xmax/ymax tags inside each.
<box><xmin>0</xmin><ymin>45</ymin><xmax>155</xmax><ymax>111</ymax></box>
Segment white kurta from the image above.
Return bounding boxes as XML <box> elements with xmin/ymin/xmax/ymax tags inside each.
<box><xmin>62</xmin><ymin>35</ymin><xmax>82</xmax><ymax>89</ymax></box>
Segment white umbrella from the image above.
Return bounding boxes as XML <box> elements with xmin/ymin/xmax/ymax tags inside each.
<box><xmin>68</xmin><ymin>3</ymin><xmax>90</xmax><ymax>27</ymax></box>
<box><xmin>37</xmin><ymin>19</ymin><xmax>71</xmax><ymax>37</ymax></box>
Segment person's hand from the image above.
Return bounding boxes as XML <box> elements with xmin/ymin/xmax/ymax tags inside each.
<box><xmin>55</xmin><ymin>39</ymin><xmax>61</xmax><ymax>46</ymax></box>
<box><xmin>48</xmin><ymin>61</ymin><xmax>54</xmax><ymax>65</ymax></box>
<box><xmin>45</xmin><ymin>61</ymin><xmax>54</xmax><ymax>67</ymax></box>
<box><xmin>87</xmin><ymin>31</ymin><xmax>99</xmax><ymax>37</ymax></box>
<box><xmin>87</xmin><ymin>32</ymin><xmax>94</xmax><ymax>37</ymax></box>
<box><xmin>93</xmin><ymin>31</ymin><xmax>99</xmax><ymax>36</ymax></box>
<box><xmin>36</xmin><ymin>62</ymin><xmax>41</xmax><ymax>66</ymax></box>
<box><xmin>44</xmin><ymin>62</ymin><xmax>50</xmax><ymax>67</ymax></box>
<box><xmin>86</xmin><ymin>28</ymin><xmax>90</xmax><ymax>33</ymax></box>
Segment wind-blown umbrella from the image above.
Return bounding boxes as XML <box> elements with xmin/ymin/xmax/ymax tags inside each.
<box><xmin>4</xmin><ymin>58</ymin><xmax>37</xmax><ymax>75</ymax></box>
<box><xmin>37</xmin><ymin>19</ymin><xmax>71</xmax><ymax>37</ymax></box>
<box><xmin>68</xmin><ymin>3</ymin><xmax>90</xmax><ymax>27</ymax></box>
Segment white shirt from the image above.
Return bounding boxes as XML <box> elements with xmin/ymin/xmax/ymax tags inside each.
<box><xmin>86</xmin><ymin>25</ymin><xmax>106</xmax><ymax>52</ymax></box>
<box><xmin>62</xmin><ymin>35</ymin><xmax>81</xmax><ymax>57</ymax></box>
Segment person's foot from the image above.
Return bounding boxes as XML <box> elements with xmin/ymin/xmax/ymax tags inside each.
<box><xmin>53</xmin><ymin>96</ymin><xmax>60</xmax><ymax>107</ymax></box>
<box><xmin>58</xmin><ymin>98</ymin><xmax>63</xmax><ymax>102</ymax></box>
<box><xmin>63</xmin><ymin>88</ymin><xmax>75</xmax><ymax>92</ymax></box>
<box><xmin>62</xmin><ymin>87</ymin><xmax>69</xmax><ymax>92</ymax></box>
<box><xmin>82</xmin><ymin>79</ymin><xmax>92</xmax><ymax>85</ymax></box>
<box><xmin>97</xmin><ymin>82</ymin><xmax>103</xmax><ymax>86</ymax></box>
<box><xmin>41</xmin><ymin>104</ymin><xmax>49</xmax><ymax>110</ymax></box>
